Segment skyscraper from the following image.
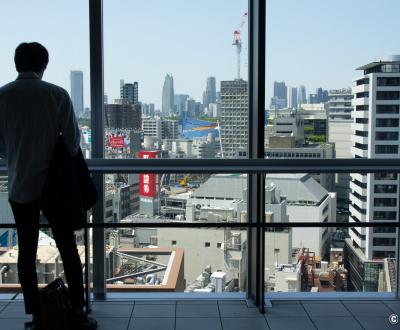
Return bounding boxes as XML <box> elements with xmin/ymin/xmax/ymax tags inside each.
<box><xmin>297</xmin><ymin>85</ymin><xmax>307</xmax><ymax>106</ymax></box>
<box><xmin>220</xmin><ymin>79</ymin><xmax>248</xmax><ymax>158</ymax></box>
<box><xmin>287</xmin><ymin>86</ymin><xmax>298</xmax><ymax>109</ymax></box>
<box><xmin>120</xmin><ymin>82</ymin><xmax>138</xmax><ymax>104</ymax></box>
<box><xmin>70</xmin><ymin>70</ymin><xmax>84</xmax><ymax>117</ymax></box>
<box><xmin>203</xmin><ymin>77</ymin><xmax>217</xmax><ymax>110</ymax></box>
<box><xmin>271</xmin><ymin>81</ymin><xmax>287</xmax><ymax>109</ymax></box>
<box><xmin>347</xmin><ymin>55</ymin><xmax>400</xmax><ymax>291</ymax></box>
<box><xmin>162</xmin><ymin>74</ymin><xmax>174</xmax><ymax>116</ymax></box>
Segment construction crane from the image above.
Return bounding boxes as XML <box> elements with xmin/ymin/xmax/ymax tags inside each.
<box><xmin>232</xmin><ymin>12</ymin><xmax>248</xmax><ymax>80</ymax></box>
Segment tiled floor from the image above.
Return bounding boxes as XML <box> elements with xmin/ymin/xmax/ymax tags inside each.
<box><xmin>0</xmin><ymin>299</ymin><xmax>399</xmax><ymax>329</ymax></box>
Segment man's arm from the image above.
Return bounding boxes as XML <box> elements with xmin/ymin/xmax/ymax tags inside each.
<box><xmin>59</xmin><ymin>92</ymin><xmax>80</xmax><ymax>156</ymax></box>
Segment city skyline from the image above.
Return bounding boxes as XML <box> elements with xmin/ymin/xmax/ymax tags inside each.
<box><xmin>1</xmin><ymin>1</ymin><xmax>399</xmax><ymax>109</ymax></box>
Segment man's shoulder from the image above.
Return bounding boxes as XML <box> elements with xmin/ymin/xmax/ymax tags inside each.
<box><xmin>40</xmin><ymin>80</ymin><xmax>70</xmax><ymax>99</ymax></box>
<box><xmin>0</xmin><ymin>79</ymin><xmax>69</xmax><ymax>99</ymax></box>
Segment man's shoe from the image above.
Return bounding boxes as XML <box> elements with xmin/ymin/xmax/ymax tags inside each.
<box><xmin>24</xmin><ymin>318</ymin><xmax>43</xmax><ymax>330</ymax></box>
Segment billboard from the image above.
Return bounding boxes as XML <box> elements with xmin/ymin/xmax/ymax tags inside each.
<box><xmin>138</xmin><ymin>150</ymin><xmax>161</xmax><ymax>198</ymax></box>
<box><xmin>105</xmin><ymin>128</ymin><xmax>132</xmax><ymax>158</ymax></box>
<box><xmin>182</xmin><ymin>118</ymin><xmax>219</xmax><ymax>139</ymax></box>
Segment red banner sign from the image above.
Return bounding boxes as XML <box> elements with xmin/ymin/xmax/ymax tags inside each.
<box><xmin>139</xmin><ymin>151</ymin><xmax>161</xmax><ymax>197</ymax></box>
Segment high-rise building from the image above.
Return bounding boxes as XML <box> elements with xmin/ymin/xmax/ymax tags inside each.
<box><xmin>105</xmin><ymin>103</ymin><xmax>142</xmax><ymax>130</ymax></box>
<box><xmin>287</xmin><ymin>86</ymin><xmax>298</xmax><ymax>109</ymax></box>
<box><xmin>174</xmin><ymin>94</ymin><xmax>189</xmax><ymax>117</ymax></box>
<box><xmin>271</xmin><ymin>81</ymin><xmax>287</xmax><ymax>109</ymax></box>
<box><xmin>162</xmin><ymin>119</ymin><xmax>179</xmax><ymax>139</ymax></box>
<box><xmin>120</xmin><ymin>82</ymin><xmax>138</xmax><ymax>104</ymax></box>
<box><xmin>70</xmin><ymin>70</ymin><xmax>84</xmax><ymax>117</ymax></box>
<box><xmin>162</xmin><ymin>74</ymin><xmax>174</xmax><ymax>116</ymax></box>
<box><xmin>347</xmin><ymin>55</ymin><xmax>400</xmax><ymax>291</ymax></box>
<box><xmin>317</xmin><ymin>88</ymin><xmax>329</xmax><ymax>103</ymax></box>
<box><xmin>220</xmin><ymin>79</ymin><xmax>248</xmax><ymax>158</ymax></box>
<box><xmin>203</xmin><ymin>77</ymin><xmax>217</xmax><ymax>110</ymax></box>
<box><xmin>297</xmin><ymin>85</ymin><xmax>307</xmax><ymax>106</ymax></box>
<box><xmin>328</xmin><ymin>88</ymin><xmax>353</xmax><ymax>207</ymax></box>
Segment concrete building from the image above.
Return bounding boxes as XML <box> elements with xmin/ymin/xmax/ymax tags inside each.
<box><xmin>161</xmin><ymin>119</ymin><xmax>179</xmax><ymax>139</ymax></box>
<box><xmin>220</xmin><ymin>79</ymin><xmax>248</xmax><ymax>158</ymax></box>
<box><xmin>142</xmin><ymin>117</ymin><xmax>162</xmax><ymax>140</ymax></box>
<box><xmin>70</xmin><ymin>70</ymin><xmax>84</xmax><ymax>118</ymax></box>
<box><xmin>328</xmin><ymin>88</ymin><xmax>353</xmax><ymax>207</ymax></box>
<box><xmin>348</xmin><ymin>56</ymin><xmax>400</xmax><ymax>290</ymax></box>
<box><xmin>105</xmin><ymin>103</ymin><xmax>141</xmax><ymax>130</ymax></box>
<box><xmin>120</xmin><ymin>82</ymin><xmax>138</xmax><ymax>104</ymax></box>
<box><xmin>162</xmin><ymin>74</ymin><xmax>174</xmax><ymax>116</ymax></box>
<box><xmin>266</xmin><ymin>174</ymin><xmax>336</xmax><ymax>259</ymax></box>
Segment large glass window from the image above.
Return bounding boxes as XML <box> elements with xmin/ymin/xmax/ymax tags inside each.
<box><xmin>104</xmin><ymin>0</ymin><xmax>248</xmax><ymax>160</ymax></box>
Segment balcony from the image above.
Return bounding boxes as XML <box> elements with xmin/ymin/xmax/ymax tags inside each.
<box><xmin>352</xmin><ymin>83</ymin><xmax>369</xmax><ymax>94</ymax></box>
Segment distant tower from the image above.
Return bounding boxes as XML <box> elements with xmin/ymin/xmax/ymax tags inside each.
<box><xmin>297</xmin><ymin>85</ymin><xmax>307</xmax><ymax>106</ymax></box>
<box><xmin>162</xmin><ymin>74</ymin><xmax>174</xmax><ymax>116</ymax></box>
<box><xmin>287</xmin><ymin>86</ymin><xmax>298</xmax><ymax>109</ymax></box>
<box><xmin>203</xmin><ymin>77</ymin><xmax>217</xmax><ymax>110</ymax></box>
<box><xmin>70</xmin><ymin>70</ymin><xmax>84</xmax><ymax>117</ymax></box>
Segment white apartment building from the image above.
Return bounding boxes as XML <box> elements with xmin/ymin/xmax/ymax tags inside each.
<box><xmin>142</xmin><ymin>117</ymin><xmax>162</xmax><ymax>140</ymax></box>
<box><xmin>349</xmin><ymin>56</ymin><xmax>400</xmax><ymax>261</ymax></box>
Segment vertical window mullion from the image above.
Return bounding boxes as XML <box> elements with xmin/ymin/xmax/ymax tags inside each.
<box><xmin>89</xmin><ymin>0</ymin><xmax>106</xmax><ymax>298</ymax></box>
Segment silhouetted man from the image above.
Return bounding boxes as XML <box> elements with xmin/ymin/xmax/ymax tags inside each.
<box><xmin>0</xmin><ymin>42</ymin><xmax>96</xmax><ymax>329</ymax></box>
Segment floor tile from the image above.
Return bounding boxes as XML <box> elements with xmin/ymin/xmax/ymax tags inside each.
<box><xmin>176</xmin><ymin>317</ymin><xmax>222</xmax><ymax>330</ymax></box>
<box><xmin>176</xmin><ymin>304</ymin><xmax>219</xmax><ymax>317</ymax></box>
<box><xmin>221</xmin><ymin>317</ymin><xmax>270</xmax><ymax>330</ymax></box>
<box><xmin>96</xmin><ymin>317</ymin><xmax>130</xmax><ymax>330</ymax></box>
<box><xmin>0</xmin><ymin>318</ymin><xmax>32</xmax><ymax>330</ymax></box>
<box><xmin>300</xmin><ymin>300</ymin><xmax>343</xmax><ymax>304</ymax></box>
<box><xmin>265</xmin><ymin>304</ymin><xmax>308</xmax><ymax>317</ymax></box>
<box><xmin>129</xmin><ymin>317</ymin><xmax>175</xmax><ymax>330</ymax></box>
<box><xmin>302</xmin><ymin>303</ymin><xmax>351</xmax><ymax>317</ymax></box>
<box><xmin>344</xmin><ymin>302</ymin><xmax>392</xmax><ymax>317</ymax></box>
<box><xmin>0</xmin><ymin>303</ymin><xmax>27</xmax><ymax>318</ymax></box>
<box><xmin>177</xmin><ymin>300</ymin><xmax>218</xmax><ymax>305</ymax></box>
<box><xmin>134</xmin><ymin>300</ymin><xmax>175</xmax><ymax>305</ymax></box>
<box><xmin>218</xmin><ymin>300</ymin><xmax>247</xmax><ymax>305</ymax></box>
<box><xmin>270</xmin><ymin>300</ymin><xmax>300</xmax><ymax>306</ymax></box>
<box><xmin>311</xmin><ymin>316</ymin><xmax>363</xmax><ymax>330</ymax></box>
<box><xmin>384</xmin><ymin>302</ymin><xmax>400</xmax><ymax>314</ymax></box>
<box><xmin>265</xmin><ymin>316</ymin><xmax>316</xmax><ymax>330</ymax></box>
<box><xmin>357</xmin><ymin>316</ymin><xmax>400</xmax><ymax>329</ymax></box>
<box><xmin>91</xmin><ymin>303</ymin><xmax>134</xmax><ymax>318</ymax></box>
<box><xmin>132</xmin><ymin>304</ymin><xmax>175</xmax><ymax>318</ymax></box>
<box><xmin>219</xmin><ymin>304</ymin><xmax>263</xmax><ymax>318</ymax></box>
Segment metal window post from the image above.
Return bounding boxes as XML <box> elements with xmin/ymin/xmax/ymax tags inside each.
<box><xmin>89</xmin><ymin>0</ymin><xmax>106</xmax><ymax>299</ymax></box>
<box><xmin>247</xmin><ymin>0</ymin><xmax>266</xmax><ymax>312</ymax></box>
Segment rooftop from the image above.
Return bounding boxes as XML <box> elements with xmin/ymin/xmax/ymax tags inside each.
<box><xmin>357</xmin><ymin>55</ymin><xmax>400</xmax><ymax>70</ymax></box>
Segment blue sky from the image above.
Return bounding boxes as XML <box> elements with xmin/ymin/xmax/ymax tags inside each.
<box><xmin>0</xmin><ymin>0</ymin><xmax>399</xmax><ymax>109</ymax></box>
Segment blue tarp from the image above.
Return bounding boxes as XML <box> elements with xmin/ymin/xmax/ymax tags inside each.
<box><xmin>182</xmin><ymin>118</ymin><xmax>219</xmax><ymax>139</ymax></box>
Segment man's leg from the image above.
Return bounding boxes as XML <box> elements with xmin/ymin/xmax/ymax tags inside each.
<box><xmin>51</xmin><ymin>224</ymin><xmax>85</xmax><ymax>310</ymax></box>
<box><xmin>9</xmin><ymin>199</ymin><xmax>40</xmax><ymax>315</ymax></box>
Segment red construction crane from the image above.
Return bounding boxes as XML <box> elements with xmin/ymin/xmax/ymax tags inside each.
<box><xmin>232</xmin><ymin>12</ymin><xmax>248</xmax><ymax>79</ymax></box>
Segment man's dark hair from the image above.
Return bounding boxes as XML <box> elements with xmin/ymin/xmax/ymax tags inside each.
<box><xmin>14</xmin><ymin>42</ymin><xmax>49</xmax><ymax>73</ymax></box>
